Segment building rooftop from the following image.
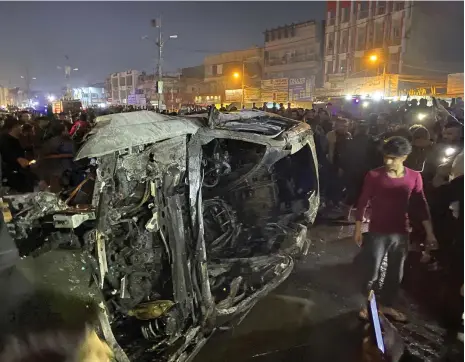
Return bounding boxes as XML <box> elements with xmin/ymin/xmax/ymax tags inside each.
<box><xmin>264</xmin><ymin>20</ymin><xmax>317</xmax><ymax>34</ymax></box>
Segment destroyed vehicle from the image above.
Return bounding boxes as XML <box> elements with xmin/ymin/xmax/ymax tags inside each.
<box><xmin>6</xmin><ymin>110</ymin><xmax>319</xmax><ymax>362</ymax></box>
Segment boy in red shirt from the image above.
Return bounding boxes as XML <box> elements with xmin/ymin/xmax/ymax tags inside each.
<box><xmin>354</xmin><ymin>136</ymin><xmax>438</xmax><ymax>322</ymax></box>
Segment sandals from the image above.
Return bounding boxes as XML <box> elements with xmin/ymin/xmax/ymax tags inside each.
<box><xmin>359</xmin><ymin>308</ymin><xmax>369</xmax><ymax>321</ymax></box>
<box><xmin>359</xmin><ymin>306</ymin><xmax>408</xmax><ymax>323</ymax></box>
<box><xmin>380</xmin><ymin>306</ymin><xmax>408</xmax><ymax>323</ymax></box>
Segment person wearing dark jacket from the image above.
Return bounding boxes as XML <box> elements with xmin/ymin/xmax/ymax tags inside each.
<box><xmin>0</xmin><ymin>117</ymin><xmax>36</xmax><ymax>192</ymax></box>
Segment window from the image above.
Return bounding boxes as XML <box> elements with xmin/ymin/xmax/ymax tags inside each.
<box><xmin>353</xmin><ymin>57</ymin><xmax>362</xmax><ymax>73</ymax></box>
<box><xmin>120</xmin><ymin>77</ymin><xmax>126</xmax><ymax>86</ymax></box>
<box><xmin>377</xmin><ymin>1</ymin><xmax>386</xmax><ymax>15</ymax></box>
<box><xmin>217</xmin><ymin>64</ymin><xmax>223</xmax><ymax>75</ymax></box>
<box><xmin>340</xmin><ymin>30</ymin><xmax>349</xmax><ymax>53</ymax></box>
<box><xmin>92</xmin><ymin>93</ymin><xmax>98</xmax><ymax>98</ymax></box>
<box><xmin>328</xmin><ymin>10</ymin><xmax>336</xmax><ymax>25</ymax></box>
<box><xmin>394</xmin><ymin>1</ymin><xmax>404</xmax><ymax>11</ymax></box>
<box><xmin>389</xmin><ymin>52</ymin><xmax>400</xmax><ymax>73</ymax></box>
<box><xmin>341</xmin><ymin>7</ymin><xmax>350</xmax><ymax>23</ymax></box>
<box><xmin>392</xmin><ymin>20</ymin><xmax>402</xmax><ymax>44</ymax></box>
<box><xmin>327</xmin><ymin>33</ymin><xmax>335</xmax><ymax>53</ymax></box>
<box><xmin>326</xmin><ymin>60</ymin><xmax>333</xmax><ymax>75</ymax></box>
<box><xmin>112</xmin><ymin>78</ymin><xmax>118</xmax><ymax>87</ymax></box>
<box><xmin>212</xmin><ymin>65</ymin><xmax>217</xmax><ymax>75</ymax></box>
<box><xmin>205</xmin><ymin>65</ymin><xmax>212</xmax><ymax>76</ymax></box>
<box><xmin>359</xmin><ymin>1</ymin><xmax>369</xmax><ymax>19</ymax></box>
<box><xmin>356</xmin><ymin>27</ymin><xmax>366</xmax><ymax>51</ymax></box>
<box><xmin>338</xmin><ymin>58</ymin><xmax>347</xmax><ymax>73</ymax></box>
<box><xmin>126</xmin><ymin>76</ymin><xmax>133</xmax><ymax>86</ymax></box>
<box><xmin>374</xmin><ymin>21</ymin><xmax>384</xmax><ymax>47</ymax></box>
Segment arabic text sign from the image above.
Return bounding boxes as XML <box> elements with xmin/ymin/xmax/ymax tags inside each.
<box><xmin>225</xmin><ymin>89</ymin><xmax>242</xmax><ymax>102</ymax></box>
<box><xmin>261</xmin><ymin>91</ymin><xmax>288</xmax><ymax>103</ymax></box>
<box><xmin>261</xmin><ymin>78</ymin><xmax>289</xmax><ymax>92</ymax></box>
<box><xmin>244</xmin><ymin>88</ymin><xmax>261</xmax><ymax>103</ymax></box>
<box><xmin>288</xmin><ymin>77</ymin><xmax>314</xmax><ymax>101</ymax></box>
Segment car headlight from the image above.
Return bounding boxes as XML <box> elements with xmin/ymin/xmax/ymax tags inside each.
<box><xmin>418</xmin><ymin>113</ymin><xmax>427</xmax><ymax>121</ymax></box>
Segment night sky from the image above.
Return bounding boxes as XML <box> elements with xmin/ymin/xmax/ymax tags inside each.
<box><xmin>0</xmin><ymin>1</ymin><xmax>325</xmax><ymax>93</ymax></box>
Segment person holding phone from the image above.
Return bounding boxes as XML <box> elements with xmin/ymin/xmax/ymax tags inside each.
<box><xmin>354</xmin><ymin>136</ymin><xmax>437</xmax><ymax>322</ymax></box>
<box><xmin>362</xmin><ymin>291</ymin><xmax>406</xmax><ymax>362</ymax></box>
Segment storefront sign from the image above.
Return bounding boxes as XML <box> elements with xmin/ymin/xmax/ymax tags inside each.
<box><xmin>225</xmin><ymin>89</ymin><xmax>243</xmax><ymax>102</ymax></box>
<box><xmin>261</xmin><ymin>78</ymin><xmax>289</xmax><ymax>92</ymax></box>
<box><xmin>288</xmin><ymin>77</ymin><xmax>315</xmax><ymax>101</ymax></box>
<box><xmin>244</xmin><ymin>88</ymin><xmax>261</xmax><ymax>103</ymax></box>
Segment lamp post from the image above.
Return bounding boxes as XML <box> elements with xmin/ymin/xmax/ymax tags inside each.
<box><xmin>143</xmin><ymin>18</ymin><xmax>178</xmax><ymax>111</ymax></box>
<box><xmin>232</xmin><ymin>56</ymin><xmax>260</xmax><ymax>109</ymax></box>
<box><xmin>368</xmin><ymin>54</ymin><xmax>387</xmax><ymax>97</ymax></box>
<box><xmin>57</xmin><ymin>58</ymin><xmax>79</xmax><ymax>100</ymax></box>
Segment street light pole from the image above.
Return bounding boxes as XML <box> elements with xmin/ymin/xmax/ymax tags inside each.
<box><xmin>148</xmin><ymin>17</ymin><xmax>177</xmax><ymax>111</ymax></box>
<box><xmin>241</xmin><ymin>61</ymin><xmax>245</xmax><ymax>109</ymax></box>
<box><xmin>156</xmin><ymin>18</ymin><xmax>163</xmax><ymax>111</ymax></box>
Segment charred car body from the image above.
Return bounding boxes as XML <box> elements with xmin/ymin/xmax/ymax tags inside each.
<box><xmin>6</xmin><ymin>110</ymin><xmax>319</xmax><ymax>362</ymax></box>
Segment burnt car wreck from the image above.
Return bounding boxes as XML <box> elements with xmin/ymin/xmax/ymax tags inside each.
<box><xmin>6</xmin><ymin>110</ymin><xmax>319</xmax><ymax>362</ymax></box>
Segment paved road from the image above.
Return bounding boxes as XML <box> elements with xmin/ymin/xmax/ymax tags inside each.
<box><xmin>194</xmin><ymin>222</ymin><xmax>461</xmax><ymax>362</ymax></box>
<box><xmin>16</xmin><ymin>222</ymin><xmax>462</xmax><ymax>362</ymax></box>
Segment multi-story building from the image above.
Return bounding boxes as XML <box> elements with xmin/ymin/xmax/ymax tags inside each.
<box><xmin>263</xmin><ymin>21</ymin><xmax>324</xmax><ymax>82</ymax></box>
<box><xmin>109</xmin><ymin>70</ymin><xmax>141</xmax><ymax>105</ymax></box>
<box><xmin>179</xmin><ymin>65</ymin><xmax>205</xmax><ymax>104</ymax></box>
<box><xmin>72</xmin><ymin>83</ymin><xmax>106</xmax><ymax>108</ymax></box>
<box><xmin>137</xmin><ymin>72</ymin><xmax>181</xmax><ymax>110</ymax></box>
<box><xmin>0</xmin><ymin>87</ymin><xmax>9</xmax><ymax>107</ymax></box>
<box><xmin>323</xmin><ymin>1</ymin><xmax>462</xmax><ymax>95</ymax></box>
<box><xmin>203</xmin><ymin>47</ymin><xmax>263</xmax><ymax>105</ymax></box>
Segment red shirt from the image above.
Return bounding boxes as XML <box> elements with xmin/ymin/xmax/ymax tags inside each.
<box><xmin>69</xmin><ymin>120</ymin><xmax>89</xmax><ymax>137</ymax></box>
<box><xmin>355</xmin><ymin>167</ymin><xmax>430</xmax><ymax>234</ymax></box>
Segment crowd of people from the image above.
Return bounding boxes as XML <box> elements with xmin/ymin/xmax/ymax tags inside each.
<box><xmin>0</xmin><ymin>110</ymin><xmax>92</xmax><ymax>194</ymax></box>
<box><xmin>0</xmin><ymin>96</ymin><xmax>462</xmax><ymax>361</ymax></box>
<box><xmin>286</xmin><ymin>96</ymin><xmax>464</xmax><ymax>344</ymax></box>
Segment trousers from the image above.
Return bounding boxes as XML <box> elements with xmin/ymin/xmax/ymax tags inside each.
<box><xmin>361</xmin><ymin>232</ymin><xmax>409</xmax><ymax>306</ymax></box>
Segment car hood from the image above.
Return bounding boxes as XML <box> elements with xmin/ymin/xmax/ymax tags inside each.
<box><xmin>75</xmin><ymin>111</ymin><xmax>200</xmax><ymax>160</ymax></box>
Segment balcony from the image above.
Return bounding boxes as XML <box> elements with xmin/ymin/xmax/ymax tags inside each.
<box><xmin>266</xmin><ymin>53</ymin><xmax>317</xmax><ymax>67</ymax></box>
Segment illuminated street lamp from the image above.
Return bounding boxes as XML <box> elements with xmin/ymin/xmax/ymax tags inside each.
<box><xmin>368</xmin><ymin>53</ymin><xmax>387</xmax><ymax>98</ymax></box>
<box><xmin>232</xmin><ymin>72</ymin><xmax>240</xmax><ymax>79</ymax></box>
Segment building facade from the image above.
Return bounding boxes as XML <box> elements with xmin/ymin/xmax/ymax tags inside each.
<box><xmin>323</xmin><ymin>1</ymin><xmax>462</xmax><ymax>96</ymax></box>
<box><xmin>264</xmin><ymin>21</ymin><xmax>324</xmax><ymax>84</ymax></box>
<box><xmin>324</xmin><ymin>1</ymin><xmax>409</xmax><ymax>84</ymax></box>
<box><xmin>203</xmin><ymin>47</ymin><xmax>263</xmax><ymax>105</ymax></box>
<box><xmin>109</xmin><ymin>70</ymin><xmax>141</xmax><ymax>104</ymax></box>
<box><xmin>72</xmin><ymin>84</ymin><xmax>106</xmax><ymax>108</ymax></box>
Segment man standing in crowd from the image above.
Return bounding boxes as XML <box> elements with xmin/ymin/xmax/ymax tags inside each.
<box><xmin>326</xmin><ymin>118</ymin><xmax>352</xmax><ymax>211</ymax></box>
<box><xmin>354</xmin><ymin>136</ymin><xmax>437</xmax><ymax>322</ymax></box>
<box><xmin>0</xmin><ymin>118</ymin><xmax>35</xmax><ymax>192</ymax></box>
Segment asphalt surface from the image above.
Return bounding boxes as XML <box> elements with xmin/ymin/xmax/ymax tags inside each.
<box><xmin>15</xmin><ymin>222</ymin><xmax>463</xmax><ymax>362</ymax></box>
<box><xmin>194</xmin><ymin>222</ymin><xmax>462</xmax><ymax>362</ymax></box>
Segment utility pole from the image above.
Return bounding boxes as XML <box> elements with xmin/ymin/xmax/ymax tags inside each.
<box><xmin>241</xmin><ymin>61</ymin><xmax>245</xmax><ymax>109</ymax></box>
<box><xmin>149</xmin><ymin>17</ymin><xmax>177</xmax><ymax>111</ymax></box>
<box><xmin>57</xmin><ymin>56</ymin><xmax>78</xmax><ymax>100</ymax></box>
<box><xmin>152</xmin><ymin>17</ymin><xmax>163</xmax><ymax>111</ymax></box>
